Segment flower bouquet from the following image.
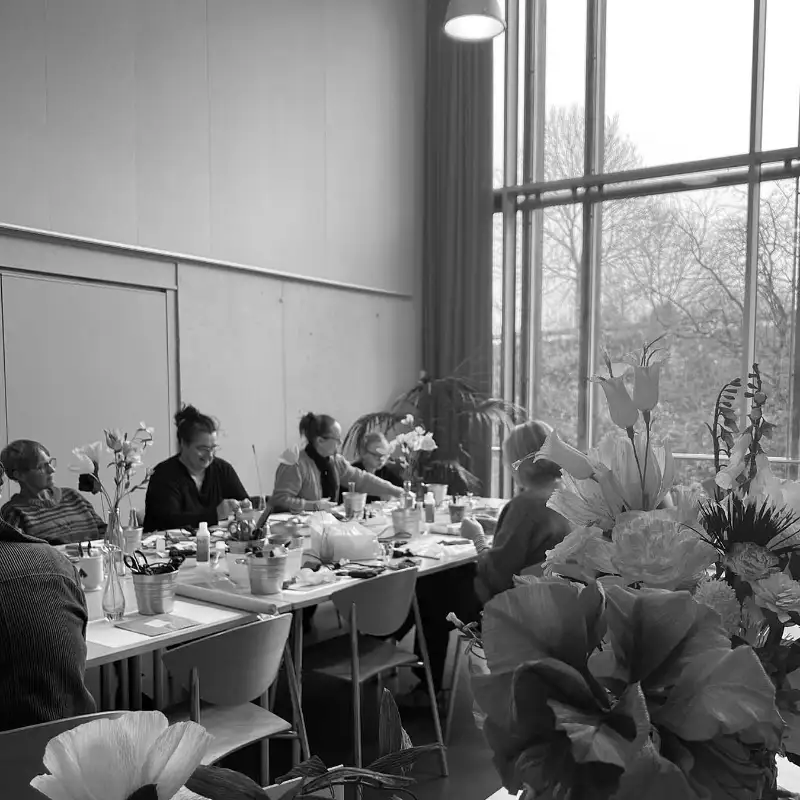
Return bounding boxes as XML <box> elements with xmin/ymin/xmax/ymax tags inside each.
<box><xmin>70</xmin><ymin>424</ymin><xmax>154</xmax><ymax>619</ymax></box>
<box><xmin>463</xmin><ymin>339</ymin><xmax>800</xmax><ymax>799</ymax></box>
<box><xmin>388</xmin><ymin>414</ymin><xmax>437</xmax><ymax>487</ymax></box>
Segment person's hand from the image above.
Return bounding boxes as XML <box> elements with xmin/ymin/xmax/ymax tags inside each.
<box><xmin>460</xmin><ymin>517</ymin><xmax>484</xmax><ymax>542</ymax></box>
<box><xmin>315</xmin><ymin>498</ymin><xmax>336</xmax><ymax>512</ymax></box>
<box><xmin>217</xmin><ymin>499</ymin><xmax>241</xmax><ymax>520</ymax></box>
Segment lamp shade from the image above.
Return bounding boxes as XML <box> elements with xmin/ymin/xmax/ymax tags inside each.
<box><xmin>443</xmin><ymin>0</ymin><xmax>505</xmax><ymax>41</ymax></box>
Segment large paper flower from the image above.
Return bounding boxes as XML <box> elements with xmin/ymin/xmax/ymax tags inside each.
<box><xmin>693</xmin><ymin>579</ymin><xmax>741</xmax><ymax>636</ymax></box>
<box><xmin>534</xmin><ymin>431</ymin><xmax>597</xmax><ymax>480</ymax></box>
<box><xmin>543</xmin><ymin>525</ymin><xmax>617</xmax><ymax>582</ymax></box>
<box><xmin>632</xmin><ymin>363</ymin><xmax>662</xmax><ymax>412</ymax></box>
<box><xmin>751</xmin><ymin>572</ymin><xmax>800</xmax><ymax>623</ymax></box>
<box><xmin>596</xmin><ymin>375</ymin><xmax>639</xmax><ymax>430</ymax></box>
<box><xmin>69</xmin><ymin>441</ymin><xmax>104</xmax><ymax>475</ymax></box>
<box><xmin>30</xmin><ymin>711</ymin><xmax>212</xmax><ymax>800</ymax></box>
<box><xmin>611</xmin><ymin>511</ymin><xmax>716</xmax><ymax>590</ymax></box>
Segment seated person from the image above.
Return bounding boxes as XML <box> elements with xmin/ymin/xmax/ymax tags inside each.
<box><xmin>143</xmin><ymin>405</ymin><xmax>248</xmax><ymax>532</ymax></box>
<box><xmin>272</xmin><ymin>413</ymin><xmax>406</xmax><ymax>513</ymax></box>
<box><xmin>0</xmin><ymin>467</ymin><xmax>96</xmax><ymax>731</ymax></box>
<box><xmin>461</xmin><ymin>419</ymin><xmax>570</xmax><ymax>604</ymax></box>
<box><xmin>0</xmin><ymin>440</ymin><xmax>106</xmax><ymax>545</ymax></box>
<box><xmin>340</xmin><ymin>431</ymin><xmax>403</xmax><ymax>503</ymax></box>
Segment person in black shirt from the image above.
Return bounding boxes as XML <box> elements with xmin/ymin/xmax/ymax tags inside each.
<box><xmin>143</xmin><ymin>405</ymin><xmax>248</xmax><ymax>532</ymax></box>
<box><xmin>342</xmin><ymin>431</ymin><xmax>403</xmax><ymax>503</ymax></box>
<box><xmin>0</xmin><ymin>470</ymin><xmax>96</xmax><ymax>731</ymax></box>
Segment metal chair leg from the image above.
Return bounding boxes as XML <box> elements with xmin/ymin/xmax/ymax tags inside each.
<box><xmin>445</xmin><ymin>638</ymin><xmax>464</xmax><ymax>745</ymax></box>
<box><xmin>412</xmin><ymin>595</ymin><xmax>448</xmax><ymax>777</ymax></box>
<box><xmin>283</xmin><ymin>643</ymin><xmax>311</xmax><ymax>762</ymax></box>
<box><xmin>350</xmin><ymin>603</ymin><xmax>363</xmax><ymax>768</ymax></box>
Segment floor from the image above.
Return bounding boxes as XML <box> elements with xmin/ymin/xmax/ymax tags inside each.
<box><xmin>223</xmin><ymin>602</ymin><xmax>501</xmax><ymax>800</ymax></box>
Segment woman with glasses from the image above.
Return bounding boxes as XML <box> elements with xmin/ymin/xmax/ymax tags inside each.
<box><xmin>143</xmin><ymin>405</ymin><xmax>248</xmax><ymax>532</ymax></box>
<box><xmin>341</xmin><ymin>431</ymin><xmax>403</xmax><ymax>503</ymax></box>
<box><xmin>0</xmin><ymin>440</ymin><xmax>106</xmax><ymax>544</ymax></box>
<box><xmin>271</xmin><ymin>412</ymin><xmax>406</xmax><ymax>513</ymax></box>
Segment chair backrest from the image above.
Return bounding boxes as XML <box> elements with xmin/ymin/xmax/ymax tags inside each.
<box><xmin>331</xmin><ymin>568</ymin><xmax>418</xmax><ymax>637</ymax></box>
<box><xmin>0</xmin><ymin>711</ymin><xmax>128</xmax><ymax>800</ymax></box>
<box><xmin>162</xmin><ymin>613</ymin><xmax>292</xmax><ymax>706</ymax></box>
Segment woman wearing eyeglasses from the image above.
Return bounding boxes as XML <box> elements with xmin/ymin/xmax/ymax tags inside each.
<box><xmin>271</xmin><ymin>413</ymin><xmax>406</xmax><ymax>513</ymax></box>
<box><xmin>0</xmin><ymin>440</ymin><xmax>106</xmax><ymax>545</ymax></box>
<box><xmin>341</xmin><ymin>431</ymin><xmax>403</xmax><ymax>503</ymax></box>
<box><xmin>143</xmin><ymin>405</ymin><xmax>249</xmax><ymax>532</ymax></box>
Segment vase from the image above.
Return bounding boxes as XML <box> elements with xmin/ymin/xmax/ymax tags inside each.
<box><xmin>105</xmin><ymin>507</ymin><xmax>126</xmax><ymax>577</ymax></box>
<box><xmin>101</xmin><ymin>547</ymin><xmax>126</xmax><ymax>621</ymax></box>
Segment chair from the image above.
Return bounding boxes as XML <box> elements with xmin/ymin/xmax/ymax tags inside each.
<box><xmin>0</xmin><ymin>711</ymin><xmax>127</xmax><ymax>799</ymax></box>
<box><xmin>304</xmin><ymin>568</ymin><xmax>447</xmax><ymax>775</ymax></box>
<box><xmin>162</xmin><ymin>614</ymin><xmax>309</xmax><ymax>784</ymax></box>
<box><xmin>444</xmin><ymin>633</ymin><xmax>466</xmax><ymax>744</ymax></box>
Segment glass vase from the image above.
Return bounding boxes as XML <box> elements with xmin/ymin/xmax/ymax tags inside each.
<box><xmin>101</xmin><ymin>547</ymin><xmax>126</xmax><ymax>621</ymax></box>
<box><xmin>105</xmin><ymin>507</ymin><xmax>126</xmax><ymax>577</ymax></box>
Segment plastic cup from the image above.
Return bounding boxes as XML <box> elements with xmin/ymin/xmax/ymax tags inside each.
<box><xmin>343</xmin><ymin>492</ymin><xmax>367</xmax><ymax>519</ymax></box>
<box><xmin>429</xmin><ymin>484</ymin><xmax>449</xmax><ymax>506</ymax></box>
<box><xmin>391</xmin><ymin>508</ymin><xmax>421</xmax><ymax>537</ymax></box>
<box><xmin>449</xmin><ymin>504</ymin><xmax>466</xmax><ymax>524</ymax></box>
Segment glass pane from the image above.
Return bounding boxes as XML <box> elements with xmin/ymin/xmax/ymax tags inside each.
<box><xmin>536</xmin><ymin>205</ymin><xmax>582</xmax><ymax>447</ymax></box>
<box><xmin>672</xmin><ymin>457</ymin><xmax>717</xmax><ymax>488</ymax></box>
<box><xmin>596</xmin><ymin>187</ymin><xmax>747</xmax><ymax>454</ymax></box>
<box><xmin>543</xmin><ymin>0</ymin><xmax>586</xmax><ymax>181</ymax></box>
<box><xmin>491</xmin><ymin>212</ymin><xmax>503</xmax><ymax>494</ymax></box>
<box><xmin>755</xmin><ymin>179</ymin><xmax>799</xmax><ymax>460</ymax></box>
<box><xmin>763</xmin><ymin>0</ymin><xmax>800</xmax><ymax>151</ymax></box>
<box><xmin>493</xmin><ymin>34</ymin><xmax>506</xmax><ymax>188</ymax></box>
<box><xmin>605</xmin><ymin>0</ymin><xmax>752</xmax><ymax>169</ymax></box>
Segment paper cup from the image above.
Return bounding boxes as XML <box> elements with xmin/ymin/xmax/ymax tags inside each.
<box><xmin>78</xmin><ymin>555</ymin><xmax>104</xmax><ymax>591</ymax></box>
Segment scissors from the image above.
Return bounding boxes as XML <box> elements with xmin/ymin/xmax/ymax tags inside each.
<box><xmin>124</xmin><ymin>550</ymin><xmax>152</xmax><ymax>575</ymax></box>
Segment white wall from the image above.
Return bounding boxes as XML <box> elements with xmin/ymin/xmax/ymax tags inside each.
<box><xmin>0</xmin><ymin>0</ymin><xmax>425</xmax><ymax>496</ymax></box>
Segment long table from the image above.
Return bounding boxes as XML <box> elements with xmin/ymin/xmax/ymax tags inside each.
<box><xmin>84</xmin><ymin>530</ymin><xmax>481</xmax><ymax>736</ymax></box>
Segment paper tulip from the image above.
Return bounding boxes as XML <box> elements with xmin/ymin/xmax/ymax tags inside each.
<box><xmin>30</xmin><ymin>710</ymin><xmax>212</xmax><ymax>800</ymax></box>
<box><xmin>597</xmin><ymin>376</ymin><xmax>639</xmax><ymax>430</ymax></box>
<box><xmin>633</xmin><ymin>363</ymin><xmax>662</xmax><ymax>412</ymax></box>
<box><xmin>533</xmin><ymin>431</ymin><xmax>596</xmax><ymax>480</ymax></box>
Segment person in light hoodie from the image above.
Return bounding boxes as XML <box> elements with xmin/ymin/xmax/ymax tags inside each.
<box><xmin>270</xmin><ymin>412</ymin><xmax>405</xmax><ymax>513</ymax></box>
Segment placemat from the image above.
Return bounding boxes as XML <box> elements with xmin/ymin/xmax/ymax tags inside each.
<box><xmin>115</xmin><ymin>614</ymin><xmax>200</xmax><ymax>637</ymax></box>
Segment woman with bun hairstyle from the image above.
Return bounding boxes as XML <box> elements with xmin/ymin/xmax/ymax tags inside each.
<box><xmin>143</xmin><ymin>405</ymin><xmax>248</xmax><ymax>532</ymax></box>
<box><xmin>271</xmin><ymin>412</ymin><xmax>406</xmax><ymax>513</ymax></box>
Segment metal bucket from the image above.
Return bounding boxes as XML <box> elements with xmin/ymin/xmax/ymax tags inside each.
<box><xmin>132</xmin><ymin>570</ymin><xmax>178</xmax><ymax>615</ymax></box>
<box><xmin>248</xmin><ymin>555</ymin><xmax>287</xmax><ymax>595</ymax></box>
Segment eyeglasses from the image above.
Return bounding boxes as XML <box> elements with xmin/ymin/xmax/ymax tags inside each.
<box><xmin>195</xmin><ymin>445</ymin><xmax>220</xmax><ymax>456</ymax></box>
<box><xmin>31</xmin><ymin>457</ymin><xmax>57</xmax><ymax>472</ymax></box>
<box><xmin>365</xmin><ymin>449</ymin><xmax>388</xmax><ymax>459</ymax></box>
<box><xmin>322</xmin><ymin>436</ymin><xmax>342</xmax><ymax>444</ymax></box>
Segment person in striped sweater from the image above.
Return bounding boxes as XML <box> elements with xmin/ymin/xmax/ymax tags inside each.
<box><xmin>0</xmin><ymin>440</ymin><xmax>106</xmax><ymax>545</ymax></box>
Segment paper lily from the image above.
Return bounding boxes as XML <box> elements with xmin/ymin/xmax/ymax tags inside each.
<box><xmin>30</xmin><ymin>710</ymin><xmax>212</xmax><ymax>800</ymax></box>
<box><xmin>595</xmin><ymin>375</ymin><xmax>639</xmax><ymax>430</ymax></box>
<box><xmin>533</xmin><ymin>430</ymin><xmax>597</xmax><ymax>480</ymax></box>
<box><xmin>632</xmin><ymin>363</ymin><xmax>662</xmax><ymax>412</ymax></box>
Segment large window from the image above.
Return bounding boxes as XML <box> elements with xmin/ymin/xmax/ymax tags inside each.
<box><xmin>493</xmin><ymin>0</ymin><xmax>800</xmax><ymax>495</ymax></box>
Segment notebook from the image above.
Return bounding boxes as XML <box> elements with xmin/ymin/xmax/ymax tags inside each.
<box><xmin>115</xmin><ymin>614</ymin><xmax>200</xmax><ymax>637</ymax></box>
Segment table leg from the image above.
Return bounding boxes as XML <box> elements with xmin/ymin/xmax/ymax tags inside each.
<box><xmin>153</xmin><ymin>649</ymin><xmax>165</xmax><ymax>710</ymax></box>
<box><xmin>118</xmin><ymin>659</ymin><xmax>130</xmax><ymax>710</ymax></box>
<box><xmin>291</xmin><ymin>608</ymin><xmax>304</xmax><ymax>765</ymax></box>
<box><xmin>130</xmin><ymin>656</ymin><xmax>142</xmax><ymax>710</ymax></box>
<box><xmin>100</xmin><ymin>664</ymin><xmax>114</xmax><ymax>711</ymax></box>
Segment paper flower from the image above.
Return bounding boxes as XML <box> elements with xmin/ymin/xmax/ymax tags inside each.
<box><xmin>723</xmin><ymin>542</ymin><xmax>780</xmax><ymax>582</ymax></box>
<box><xmin>69</xmin><ymin>441</ymin><xmax>104</xmax><ymax>475</ymax></box>
<box><xmin>532</xmin><ymin>431</ymin><xmax>597</xmax><ymax>480</ymax></box>
<box><xmin>632</xmin><ymin>363</ymin><xmax>662</xmax><ymax>412</ymax></box>
<box><xmin>751</xmin><ymin>572</ymin><xmax>800</xmax><ymax>623</ymax></box>
<box><xmin>543</xmin><ymin>525</ymin><xmax>617</xmax><ymax>582</ymax></box>
<box><xmin>694</xmin><ymin>578</ymin><xmax>741</xmax><ymax>636</ymax></box>
<box><xmin>595</xmin><ymin>375</ymin><xmax>639</xmax><ymax>430</ymax></box>
<box><xmin>611</xmin><ymin>510</ymin><xmax>717</xmax><ymax>590</ymax></box>
<box><xmin>30</xmin><ymin>711</ymin><xmax>212</xmax><ymax>800</ymax></box>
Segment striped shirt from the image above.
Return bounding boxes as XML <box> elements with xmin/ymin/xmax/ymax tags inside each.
<box><xmin>0</xmin><ymin>523</ymin><xmax>96</xmax><ymax>731</ymax></box>
<box><xmin>1</xmin><ymin>487</ymin><xmax>106</xmax><ymax>545</ymax></box>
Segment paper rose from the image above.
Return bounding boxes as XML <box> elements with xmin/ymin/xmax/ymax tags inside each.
<box><xmin>30</xmin><ymin>710</ymin><xmax>212</xmax><ymax>800</ymax></box>
<box><xmin>694</xmin><ymin>578</ymin><xmax>741</xmax><ymax>635</ymax></box>
<box><xmin>723</xmin><ymin>542</ymin><xmax>780</xmax><ymax>582</ymax></box>
<box><xmin>611</xmin><ymin>510</ymin><xmax>717</xmax><ymax>590</ymax></box>
<box><xmin>751</xmin><ymin>572</ymin><xmax>800</xmax><ymax>623</ymax></box>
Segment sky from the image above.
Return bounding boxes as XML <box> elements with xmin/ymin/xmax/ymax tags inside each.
<box><xmin>493</xmin><ymin>0</ymin><xmax>800</xmax><ymax>173</ymax></box>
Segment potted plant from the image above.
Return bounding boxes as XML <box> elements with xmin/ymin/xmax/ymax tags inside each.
<box><xmin>344</xmin><ymin>371</ymin><xmax>524</xmax><ymax>495</ymax></box>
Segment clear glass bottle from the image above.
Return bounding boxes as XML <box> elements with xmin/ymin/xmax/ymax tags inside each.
<box><xmin>105</xmin><ymin>507</ymin><xmax>126</xmax><ymax>577</ymax></box>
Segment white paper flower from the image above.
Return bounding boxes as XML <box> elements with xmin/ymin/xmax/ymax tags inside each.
<box><xmin>611</xmin><ymin>510</ymin><xmax>716</xmax><ymax>590</ymax></box>
<box><xmin>69</xmin><ymin>441</ymin><xmax>104</xmax><ymax>475</ymax></box>
<box><xmin>694</xmin><ymin>578</ymin><xmax>740</xmax><ymax>635</ymax></box>
<box><xmin>751</xmin><ymin>572</ymin><xmax>800</xmax><ymax>623</ymax></box>
<box><xmin>30</xmin><ymin>711</ymin><xmax>212</xmax><ymax>800</ymax></box>
<box><xmin>543</xmin><ymin>525</ymin><xmax>617</xmax><ymax>582</ymax></box>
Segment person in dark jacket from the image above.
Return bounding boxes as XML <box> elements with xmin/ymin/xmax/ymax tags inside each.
<box><xmin>143</xmin><ymin>405</ymin><xmax>248</xmax><ymax>532</ymax></box>
<box><xmin>0</xmin><ymin>467</ymin><xmax>96</xmax><ymax>731</ymax></box>
<box><xmin>461</xmin><ymin>419</ymin><xmax>570</xmax><ymax>604</ymax></box>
